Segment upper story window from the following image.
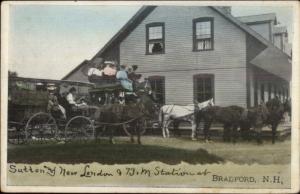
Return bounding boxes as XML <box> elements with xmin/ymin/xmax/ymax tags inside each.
<box><xmin>146</xmin><ymin>23</ymin><xmax>165</xmax><ymax>55</ymax></box>
<box><xmin>193</xmin><ymin>17</ymin><xmax>214</xmax><ymax>51</ymax></box>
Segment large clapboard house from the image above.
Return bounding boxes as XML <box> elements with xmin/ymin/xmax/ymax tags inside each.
<box><xmin>63</xmin><ymin>6</ymin><xmax>291</xmax><ymax>108</ymax></box>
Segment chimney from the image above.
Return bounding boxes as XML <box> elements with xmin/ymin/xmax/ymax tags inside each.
<box><xmin>221</xmin><ymin>6</ymin><xmax>231</xmax><ymax>14</ymax></box>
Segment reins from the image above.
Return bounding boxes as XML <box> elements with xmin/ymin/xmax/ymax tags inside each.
<box><xmin>94</xmin><ymin>115</ymin><xmax>143</xmax><ymax>126</ymax></box>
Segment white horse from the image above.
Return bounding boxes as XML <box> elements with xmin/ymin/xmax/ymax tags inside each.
<box><xmin>159</xmin><ymin>99</ymin><xmax>214</xmax><ymax>140</ymax></box>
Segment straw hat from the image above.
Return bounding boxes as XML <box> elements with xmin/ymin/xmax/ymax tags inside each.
<box><xmin>81</xmin><ymin>58</ymin><xmax>104</xmax><ymax>76</ymax></box>
<box><xmin>104</xmin><ymin>61</ymin><xmax>116</xmax><ymax>66</ymax></box>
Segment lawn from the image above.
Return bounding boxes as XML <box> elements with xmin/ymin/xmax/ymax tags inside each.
<box><xmin>7</xmin><ymin>136</ymin><xmax>290</xmax><ymax>165</ymax></box>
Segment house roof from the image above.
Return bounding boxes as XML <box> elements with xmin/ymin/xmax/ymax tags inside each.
<box><xmin>62</xmin><ymin>59</ymin><xmax>90</xmax><ymax>80</ymax></box>
<box><xmin>250</xmin><ymin>46</ymin><xmax>291</xmax><ymax>81</ymax></box>
<box><xmin>273</xmin><ymin>26</ymin><xmax>287</xmax><ymax>34</ymax></box>
<box><xmin>91</xmin><ymin>6</ymin><xmax>156</xmax><ymax>61</ymax></box>
<box><xmin>93</xmin><ymin>6</ymin><xmax>276</xmax><ymax>60</ymax></box>
<box><xmin>63</xmin><ymin>6</ymin><xmax>291</xmax><ymax>80</ymax></box>
<box><xmin>236</xmin><ymin>13</ymin><xmax>277</xmax><ymax>24</ymax></box>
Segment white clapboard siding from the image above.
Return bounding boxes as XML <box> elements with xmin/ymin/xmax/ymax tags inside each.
<box><xmin>120</xmin><ymin>6</ymin><xmax>247</xmax><ymax>107</ymax></box>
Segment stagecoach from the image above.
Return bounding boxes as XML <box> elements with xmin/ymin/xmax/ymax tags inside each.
<box><xmin>7</xmin><ymin>76</ymin><xmax>157</xmax><ymax>144</ymax></box>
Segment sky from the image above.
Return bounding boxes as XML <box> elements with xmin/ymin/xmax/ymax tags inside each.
<box><xmin>7</xmin><ymin>4</ymin><xmax>294</xmax><ymax>80</ymax></box>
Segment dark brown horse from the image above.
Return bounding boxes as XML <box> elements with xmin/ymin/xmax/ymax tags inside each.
<box><xmin>197</xmin><ymin>97</ymin><xmax>289</xmax><ymax>144</ymax></box>
<box><xmin>265</xmin><ymin>97</ymin><xmax>288</xmax><ymax>144</ymax></box>
<box><xmin>239</xmin><ymin>102</ymin><xmax>269</xmax><ymax>144</ymax></box>
<box><xmin>196</xmin><ymin>105</ymin><xmax>244</xmax><ymax>143</ymax></box>
<box><xmin>238</xmin><ymin>98</ymin><xmax>288</xmax><ymax>144</ymax></box>
<box><xmin>94</xmin><ymin>91</ymin><xmax>158</xmax><ymax>144</ymax></box>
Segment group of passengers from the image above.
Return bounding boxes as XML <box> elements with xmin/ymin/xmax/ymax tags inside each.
<box><xmin>87</xmin><ymin>57</ymin><xmax>141</xmax><ymax>93</ymax></box>
<box><xmin>47</xmin><ymin>58</ymin><xmax>142</xmax><ymax>120</ymax></box>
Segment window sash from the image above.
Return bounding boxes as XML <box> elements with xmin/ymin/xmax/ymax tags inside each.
<box><xmin>149</xmin><ymin>26</ymin><xmax>163</xmax><ymax>40</ymax></box>
<box><xmin>148</xmin><ymin>40</ymin><xmax>164</xmax><ymax>54</ymax></box>
<box><xmin>193</xmin><ymin>18</ymin><xmax>213</xmax><ymax>51</ymax></box>
<box><xmin>149</xmin><ymin>77</ymin><xmax>165</xmax><ymax>104</ymax></box>
<box><xmin>194</xmin><ymin>75</ymin><xmax>214</xmax><ymax>103</ymax></box>
<box><xmin>196</xmin><ymin>39</ymin><xmax>212</xmax><ymax>50</ymax></box>
<box><xmin>146</xmin><ymin>23</ymin><xmax>165</xmax><ymax>54</ymax></box>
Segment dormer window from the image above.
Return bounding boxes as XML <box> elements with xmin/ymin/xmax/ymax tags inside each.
<box><xmin>193</xmin><ymin>17</ymin><xmax>214</xmax><ymax>51</ymax></box>
<box><xmin>146</xmin><ymin>23</ymin><xmax>165</xmax><ymax>54</ymax></box>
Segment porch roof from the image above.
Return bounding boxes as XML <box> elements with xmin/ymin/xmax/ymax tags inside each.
<box><xmin>250</xmin><ymin>46</ymin><xmax>291</xmax><ymax>81</ymax></box>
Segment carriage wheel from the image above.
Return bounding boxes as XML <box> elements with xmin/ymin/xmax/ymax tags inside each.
<box><xmin>8</xmin><ymin>126</ymin><xmax>26</xmax><ymax>144</ymax></box>
<box><xmin>25</xmin><ymin>112</ymin><xmax>58</xmax><ymax>143</ymax></box>
<box><xmin>122</xmin><ymin>119</ymin><xmax>147</xmax><ymax>137</ymax></box>
<box><xmin>64</xmin><ymin>116</ymin><xmax>95</xmax><ymax>142</ymax></box>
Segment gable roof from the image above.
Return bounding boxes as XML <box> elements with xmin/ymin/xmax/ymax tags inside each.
<box><xmin>63</xmin><ymin>6</ymin><xmax>291</xmax><ymax>80</ymax></box>
<box><xmin>62</xmin><ymin>59</ymin><xmax>90</xmax><ymax>80</ymax></box>
<box><xmin>91</xmin><ymin>6</ymin><xmax>156</xmax><ymax>60</ymax></box>
<box><xmin>92</xmin><ymin>6</ymin><xmax>274</xmax><ymax>59</ymax></box>
<box><xmin>210</xmin><ymin>7</ymin><xmax>290</xmax><ymax>59</ymax></box>
<box><xmin>236</xmin><ymin>13</ymin><xmax>277</xmax><ymax>24</ymax></box>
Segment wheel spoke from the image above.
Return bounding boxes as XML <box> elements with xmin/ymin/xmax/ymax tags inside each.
<box><xmin>65</xmin><ymin>116</ymin><xmax>95</xmax><ymax>143</ymax></box>
<box><xmin>25</xmin><ymin>112</ymin><xmax>58</xmax><ymax>143</ymax></box>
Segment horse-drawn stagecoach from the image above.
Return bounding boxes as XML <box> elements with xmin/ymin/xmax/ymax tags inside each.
<box><xmin>8</xmin><ymin>74</ymin><xmax>290</xmax><ymax>145</ymax></box>
<box><xmin>8</xmin><ymin>76</ymin><xmax>157</xmax><ymax>144</ymax></box>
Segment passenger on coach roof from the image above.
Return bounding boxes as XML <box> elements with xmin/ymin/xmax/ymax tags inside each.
<box><xmin>116</xmin><ymin>65</ymin><xmax>133</xmax><ymax>92</ymax></box>
<box><xmin>88</xmin><ymin>58</ymin><xmax>105</xmax><ymax>83</ymax></box>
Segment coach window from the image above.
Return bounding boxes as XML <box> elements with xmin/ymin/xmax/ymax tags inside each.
<box><xmin>146</xmin><ymin>23</ymin><xmax>165</xmax><ymax>55</ymax></box>
<box><xmin>193</xmin><ymin>17</ymin><xmax>214</xmax><ymax>51</ymax></box>
<box><xmin>148</xmin><ymin>76</ymin><xmax>165</xmax><ymax>104</ymax></box>
<box><xmin>193</xmin><ymin>74</ymin><xmax>214</xmax><ymax>103</ymax></box>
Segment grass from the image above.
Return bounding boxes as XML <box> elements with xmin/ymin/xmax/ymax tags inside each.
<box><xmin>7</xmin><ymin>138</ymin><xmax>223</xmax><ymax>164</ymax></box>
<box><xmin>7</xmin><ymin>136</ymin><xmax>290</xmax><ymax>165</ymax></box>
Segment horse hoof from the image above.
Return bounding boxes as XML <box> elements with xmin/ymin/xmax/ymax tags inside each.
<box><xmin>192</xmin><ymin>137</ymin><xmax>197</xmax><ymax>141</ymax></box>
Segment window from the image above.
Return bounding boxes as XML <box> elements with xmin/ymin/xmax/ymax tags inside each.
<box><xmin>148</xmin><ymin>76</ymin><xmax>165</xmax><ymax>104</ymax></box>
<box><xmin>146</xmin><ymin>23</ymin><xmax>165</xmax><ymax>54</ymax></box>
<box><xmin>193</xmin><ymin>74</ymin><xmax>214</xmax><ymax>103</ymax></box>
<box><xmin>193</xmin><ymin>17</ymin><xmax>214</xmax><ymax>51</ymax></box>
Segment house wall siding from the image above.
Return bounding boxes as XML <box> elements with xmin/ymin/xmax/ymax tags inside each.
<box><xmin>120</xmin><ymin>6</ymin><xmax>247</xmax><ymax>107</ymax></box>
<box><xmin>274</xmin><ymin>34</ymin><xmax>283</xmax><ymax>50</ymax></box>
